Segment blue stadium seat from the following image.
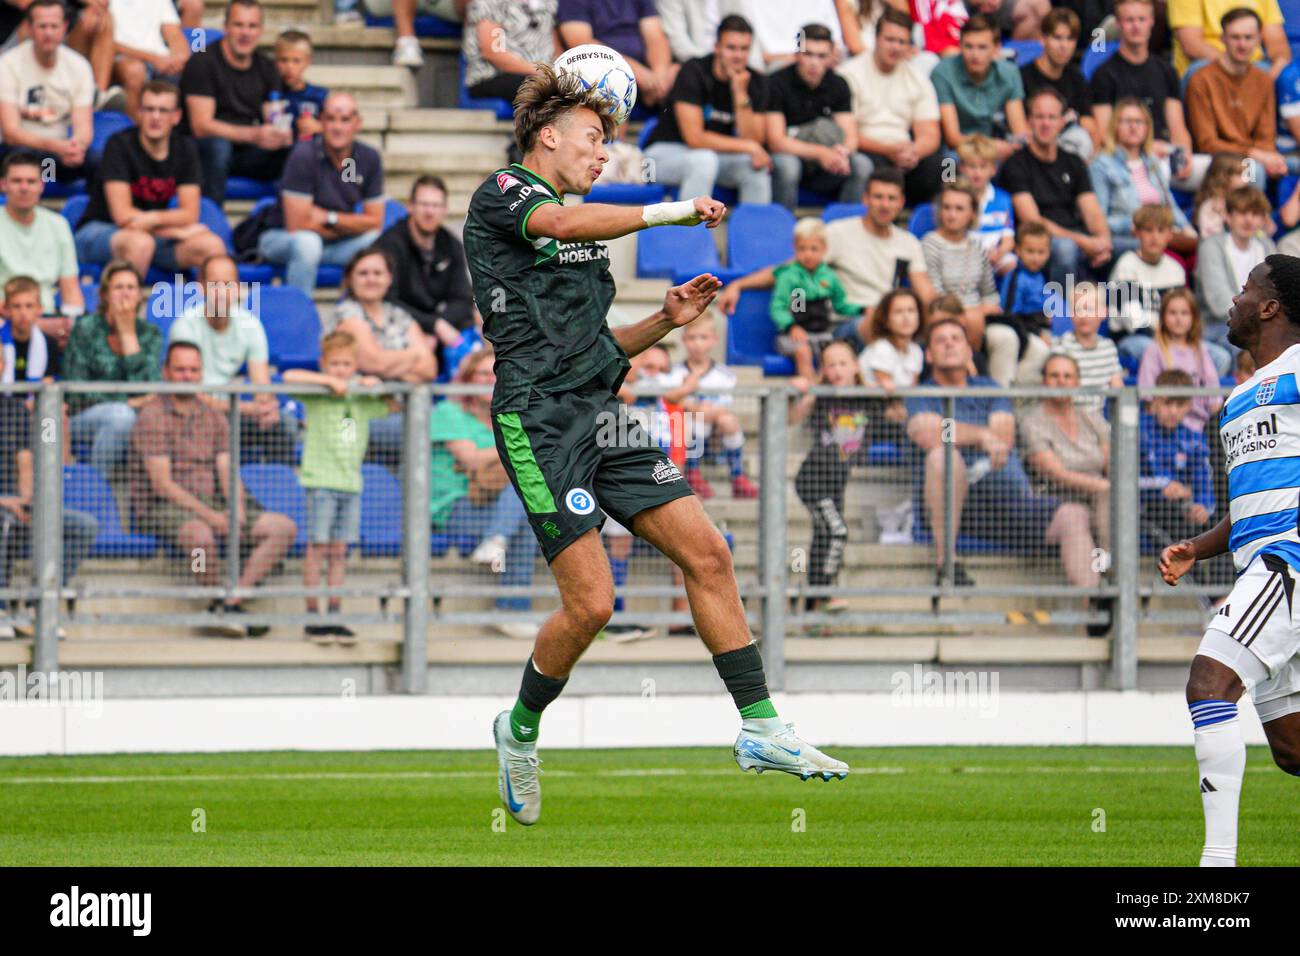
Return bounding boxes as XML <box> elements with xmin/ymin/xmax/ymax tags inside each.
<box><xmin>362</xmin><ymin>8</ymin><xmax>459</xmax><ymax>36</ymax></box>
<box><xmin>822</xmin><ymin>202</ymin><xmax>865</xmax><ymax>223</ymax></box>
<box><xmin>1003</xmin><ymin>39</ymin><xmax>1042</xmax><ymax>66</ymax></box>
<box><xmin>727</xmin><ymin>204</ymin><xmax>795</xmax><ymax>274</ymax></box>
<box><xmin>61</xmin><ymin>194</ymin><xmax>88</xmax><ymax>230</ymax></box>
<box><xmin>430</xmin><ymin>532</ymin><xmax>451</xmax><ymax>557</ymax></box>
<box><xmin>194</xmin><ymin>196</ymin><xmax>276</xmax><ymax>283</ymax></box>
<box><xmin>586</xmin><ymin>182</ymin><xmax>666</xmax><ymax>204</ymax></box>
<box><xmin>144</xmin><ymin>282</ymin><xmax>184</xmax><ymax>341</ymax></box>
<box><xmin>253</xmin><ymin>286</ymin><xmax>321</xmax><ymax>370</ymax></box>
<box><xmin>636</xmin><ymin>220</ymin><xmax>721</xmax><ymax>281</ymax></box>
<box><xmin>457</xmin><ymin>56</ymin><xmax>514</xmax><ymax>120</ymax></box>
<box><xmin>226</xmin><ymin>178</ymin><xmax>277</xmax><ymax>201</ymax></box>
<box><xmin>183</xmin><ymin>26</ymin><xmax>223</xmax><ymax>49</ymax></box>
<box><xmin>1172</xmin><ymin>187</ymin><xmax>1195</xmax><ymax>222</ymax></box>
<box><xmin>636</xmin><ymin>116</ymin><xmax>658</xmax><ymax>150</ymax></box>
<box><xmin>1081</xmin><ymin>41</ymin><xmax>1118</xmax><ymax>81</ymax></box>
<box><xmin>63</xmin><ymin>464</ymin><xmax>157</xmax><ymax>558</ymax></box>
<box><xmin>907</xmin><ymin>203</ymin><xmax>934</xmax><ymax>238</ymax></box>
<box><xmin>91</xmin><ymin>111</ymin><xmax>134</xmax><ymax>156</ymax></box>
<box><xmin>382</xmin><ymin>197</ymin><xmax>408</xmax><ymax>230</ymax></box>
<box><xmin>726</xmin><ymin>289</ymin><xmax>794</xmax><ymax>376</ymax></box>
<box><xmin>359</xmin><ymin>463</ymin><xmax>403</xmax><ymax>556</ymax></box>
<box><xmin>239</xmin><ymin>464</ymin><xmax>307</xmax><ymax>555</ymax></box>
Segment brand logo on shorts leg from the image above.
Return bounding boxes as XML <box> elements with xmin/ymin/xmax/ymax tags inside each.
<box><xmin>541</xmin><ymin>521</ymin><xmax>561</xmax><ymax>538</ymax></box>
<box><xmin>652</xmin><ymin>459</ymin><xmax>683</xmax><ymax>484</ymax></box>
<box><xmin>565</xmin><ymin>488</ymin><xmax>595</xmax><ymax>515</ymax></box>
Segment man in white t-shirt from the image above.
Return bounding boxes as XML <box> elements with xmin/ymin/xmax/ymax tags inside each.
<box><xmin>0</xmin><ymin>0</ymin><xmax>99</xmax><ymax>180</ymax></box>
<box><xmin>109</xmin><ymin>0</ymin><xmax>190</xmax><ymax>120</ymax></box>
<box><xmin>715</xmin><ymin>167</ymin><xmax>936</xmax><ymax>349</ymax></box>
<box><xmin>727</xmin><ymin>0</ymin><xmax>843</xmax><ymax>72</ymax></box>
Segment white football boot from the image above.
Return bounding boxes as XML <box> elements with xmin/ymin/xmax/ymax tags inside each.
<box><xmin>734</xmin><ymin>721</ymin><xmax>850</xmax><ymax>781</ymax></box>
<box><xmin>493</xmin><ymin>711</ymin><xmax>542</xmax><ymax>825</ymax></box>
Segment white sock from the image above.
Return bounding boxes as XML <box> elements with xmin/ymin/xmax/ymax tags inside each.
<box><xmin>1189</xmin><ymin>700</ymin><xmax>1244</xmax><ymax>867</ymax></box>
<box><xmin>741</xmin><ymin>716</ymin><xmax>785</xmax><ymax>734</ymax></box>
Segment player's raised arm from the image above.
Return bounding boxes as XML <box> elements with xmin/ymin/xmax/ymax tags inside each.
<box><xmin>525</xmin><ymin>195</ymin><xmax>726</xmax><ymax>243</ymax></box>
<box><xmin>1159</xmin><ymin>513</ymin><xmax>1232</xmax><ymax>585</ymax></box>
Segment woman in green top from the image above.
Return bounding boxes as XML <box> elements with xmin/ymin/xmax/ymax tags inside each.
<box><xmin>429</xmin><ymin>348</ymin><xmax>538</xmax><ymax>637</ymax></box>
<box><xmin>63</xmin><ymin>262</ymin><xmax>163</xmax><ymax>475</ymax></box>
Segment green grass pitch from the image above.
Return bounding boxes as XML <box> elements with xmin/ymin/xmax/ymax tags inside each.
<box><xmin>1</xmin><ymin>746</ymin><xmax>1298</xmax><ymax>866</ymax></box>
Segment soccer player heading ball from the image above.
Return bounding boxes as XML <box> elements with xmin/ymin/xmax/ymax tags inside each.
<box><xmin>463</xmin><ymin>62</ymin><xmax>848</xmax><ymax>827</ymax></box>
<box><xmin>1160</xmin><ymin>254</ymin><xmax>1300</xmax><ymax>866</ymax></box>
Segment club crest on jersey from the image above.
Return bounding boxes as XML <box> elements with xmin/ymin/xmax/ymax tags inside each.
<box><xmin>497</xmin><ymin>172</ymin><xmax>522</xmax><ymax>193</ymax></box>
<box><xmin>1257</xmin><ymin>376</ymin><xmax>1278</xmax><ymax>404</ymax></box>
<box><xmin>652</xmin><ymin>459</ymin><xmax>683</xmax><ymax>484</ymax></box>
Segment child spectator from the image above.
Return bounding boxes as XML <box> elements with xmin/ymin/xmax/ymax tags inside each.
<box><xmin>995</xmin><ymin>219</ymin><xmax>1053</xmax><ymax>383</ymax></box>
<box><xmin>771</xmin><ymin>217</ymin><xmax>863</xmax><ymax>381</ymax></box>
<box><xmin>274</xmin><ymin>30</ymin><xmax>328</xmax><ymax>142</ymax></box>
<box><xmin>1052</xmin><ymin>281</ymin><xmax>1124</xmax><ymax>411</ymax></box>
<box><xmin>0</xmin><ymin>276</ymin><xmax>51</xmax><ymax>382</ymax></box>
<box><xmin>659</xmin><ymin>315</ymin><xmax>759</xmax><ymax>501</ymax></box>
<box><xmin>1140</xmin><ymin>367</ymin><xmax>1214</xmax><ymax>551</ymax></box>
<box><xmin>957</xmin><ymin>133</ymin><xmax>1016</xmax><ymax>275</ymax></box>
<box><xmin>1109</xmin><ymin>204</ymin><xmax>1189</xmax><ymax>365</ymax></box>
<box><xmin>922</xmin><ymin>180</ymin><xmax>1001</xmax><ymax>361</ymax></box>
<box><xmin>1192</xmin><ymin>152</ymin><xmax>1275</xmax><ymax>238</ymax></box>
<box><xmin>1136</xmin><ymin>288</ymin><xmax>1225</xmax><ymax>433</ymax></box>
<box><xmin>859</xmin><ymin>287</ymin><xmax>922</xmax><ymax>447</ymax></box>
<box><xmin>282</xmin><ymin>331</ymin><xmax>397</xmax><ymax>644</ymax></box>
<box><xmin>789</xmin><ymin>339</ymin><xmax>873</xmax><ymax>622</ymax></box>
<box><xmin>1196</xmin><ymin>186</ymin><xmax>1277</xmax><ymax>345</ymax></box>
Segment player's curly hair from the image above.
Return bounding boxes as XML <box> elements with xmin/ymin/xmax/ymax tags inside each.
<box><xmin>513</xmin><ymin>63</ymin><xmax>618</xmax><ymax>156</ymax></box>
<box><xmin>1263</xmin><ymin>255</ymin><xmax>1300</xmax><ymax>327</ymax></box>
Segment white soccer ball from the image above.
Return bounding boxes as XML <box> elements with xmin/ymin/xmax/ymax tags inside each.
<box><xmin>554</xmin><ymin>44</ymin><xmax>638</xmax><ymax>126</ymax></box>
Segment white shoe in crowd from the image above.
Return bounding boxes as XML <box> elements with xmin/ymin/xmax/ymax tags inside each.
<box><xmin>495</xmin><ymin>621</ymin><xmax>540</xmax><ymax>641</ymax></box>
<box><xmin>95</xmin><ymin>86</ymin><xmax>128</xmax><ymax>112</ymax></box>
<box><xmin>471</xmin><ymin>534</ymin><xmax>508</xmax><ymax>568</ymax></box>
<box><xmin>393</xmin><ymin>36</ymin><xmax>424</xmax><ymax>68</ymax></box>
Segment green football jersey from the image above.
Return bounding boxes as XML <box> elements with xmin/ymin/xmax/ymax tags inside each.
<box><xmin>463</xmin><ymin>162</ymin><xmax>630</xmax><ymax>414</ymax></box>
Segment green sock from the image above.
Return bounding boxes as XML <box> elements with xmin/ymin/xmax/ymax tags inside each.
<box><xmin>740</xmin><ymin>699</ymin><xmax>778</xmax><ymax>720</ymax></box>
<box><xmin>510</xmin><ymin>699</ymin><xmax>543</xmax><ymax>742</ymax></box>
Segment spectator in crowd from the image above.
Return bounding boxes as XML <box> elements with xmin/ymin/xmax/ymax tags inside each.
<box><xmin>374</xmin><ymin>174</ymin><xmax>475</xmax><ymax>369</ymax></box>
<box><xmin>462</xmin><ymin>0</ymin><xmax>559</xmax><ymax>104</ymax></box>
<box><xmin>858</xmin><ymin>286</ymin><xmax>922</xmax><ymax>445</ymax></box>
<box><xmin>906</xmin><ymin>318</ymin><xmax>1079</xmax><ymax>589</ymax></box>
<box><xmin>956</xmin><ymin>134</ymin><xmax>1016</xmax><ymax>275</ymax></box>
<box><xmin>109</xmin><ymin>0</ymin><xmax>190</xmax><ymax>120</ymax></box>
<box><xmin>659</xmin><ymin>314</ymin><xmax>758</xmax><ymax>500</ymax></box>
<box><xmin>770</xmin><ymin>217</ymin><xmax>862</xmax><ymax>380</ymax></box>
<box><xmin>1137</xmin><ymin>288</ymin><xmax>1225</xmax><ymax>432</ymax></box>
<box><xmin>726</xmin><ymin>0</ymin><xmax>844</xmax><ymax>72</ymax></box>
<box><xmin>1282</xmin><ymin>178</ymin><xmax>1300</xmax><ymax>257</ymax></box>
<box><xmin>283</xmin><ymin>331</ymin><xmax>398</xmax><ymax>644</ymax></box>
<box><xmin>931</xmin><ymin>15</ymin><xmax>1028</xmax><ymax>162</ymax></box>
<box><xmin>1052</xmin><ymin>281</ymin><xmax>1124</xmax><ymax>410</ymax></box>
<box><xmin>998</xmin><ymin>86</ymin><xmax>1112</xmax><ymax>284</ymax></box>
<box><xmin>765</xmin><ymin>22</ymin><xmax>870</xmax><ymax>211</ymax></box>
<box><xmin>789</xmin><ymin>338</ymin><xmax>872</xmax><ymax>620</ymax></box>
<box><xmin>1196</xmin><ymin>185</ymin><xmax>1277</xmax><ymax>344</ymax></box>
<box><xmin>0</xmin><ymin>0</ymin><xmax>96</xmax><ymax>181</ymax></box>
<box><xmin>1109</xmin><ymin>204</ymin><xmax>1196</xmax><ymax>363</ymax></box>
<box><xmin>0</xmin><ymin>276</ymin><xmax>50</xmax><ymax>383</ymax></box>
<box><xmin>642</xmin><ymin>15</ymin><xmax>772</xmax><ymax>206</ymax></box>
<box><xmin>0</xmin><ymin>366</ymin><xmax>97</xmax><ymax>640</ymax></box>
<box><xmin>1169</xmin><ymin>0</ymin><xmax>1290</xmax><ymax>79</ymax></box>
<box><xmin>62</xmin><ymin>262</ymin><xmax>162</xmax><ymax>474</ymax></box>
<box><xmin>1193</xmin><ymin>150</ymin><xmax>1257</xmax><ymax>238</ymax></box>
<box><xmin>1090</xmin><ymin>98</ymin><xmax>1198</xmax><ymax>260</ymax></box>
<box><xmin>657</xmin><ymin>0</ymin><xmax>721</xmax><ymax>63</ymax></box>
<box><xmin>1278</xmin><ymin>56</ymin><xmax>1300</xmax><ymax>175</ymax></box>
<box><xmin>909</xmin><ymin>0</ymin><xmax>964</xmax><ymax>59</ymax></box>
<box><xmin>273</xmin><ymin>30</ymin><xmax>328</xmax><ymax>143</ymax></box>
<box><xmin>921</xmin><ymin>180</ymin><xmax>1004</xmax><ymax>371</ymax></box>
<box><xmin>558</xmin><ymin>0</ymin><xmax>676</xmax><ymax>106</ymax></box>
<box><xmin>128</xmin><ymin>339</ymin><xmax>297</xmax><ymax>637</ymax></box>
<box><xmin>999</xmin><ymin>220</ymin><xmax>1053</xmax><ymax>358</ymax></box>
<box><xmin>429</xmin><ymin>346</ymin><xmax>540</xmax><ymax>639</ymax></box>
<box><xmin>0</xmin><ymin>151</ymin><xmax>85</xmax><ymax>361</ymax></box>
<box><xmin>1090</xmin><ymin>0</ymin><xmax>1200</xmax><ymax>188</ymax></box>
<box><xmin>178</xmin><ymin>0</ymin><xmax>204</xmax><ymax>27</ymax></box>
<box><xmin>835</xmin><ymin>0</ymin><xmax>897</xmax><ymax>57</ymax></box>
<box><xmin>839</xmin><ymin>8</ymin><xmax>943</xmax><ymax>208</ymax></box>
<box><xmin>1140</xmin><ymin>368</ymin><xmax>1215</xmax><ymax>560</ymax></box>
<box><xmin>367</xmin><ymin>0</ymin><xmax>471</xmax><ymax>69</ymax></box>
<box><xmin>1018</xmin><ymin>351</ymin><xmax>1112</xmax><ymax>634</ymax></box>
<box><xmin>168</xmin><ymin>254</ymin><xmax>298</xmax><ymax>465</ymax></box>
<box><xmin>180</xmin><ymin>0</ymin><xmax>292</xmax><ymax>205</ymax></box>
<box><xmin>327</xmin><ymin>246</ymin><xmax>437</xmax><ymax>459</ymax></box>
<box><xmin>1020</xmin><ymin>7</ymin><xmax>1097</xmax><ymax>159</ymax></box>
<box><xmin>1185</xmin><ymin>8</ymin><xmax>1285</xmax><ymax>185</ymax></box>
<box><xmin>74</xmin><ymin>81</ymin><xmax>225</xmax><ymax>280</ymax></box>
<box><xmin>977</xmin><ymin>0</ymin><xmax>1050</xmax><ymax>42</ymax></box>
<box><xmin>255</xmin><ymin>92</ymin><xmax>384</xmax><ymax>296</ymax></box>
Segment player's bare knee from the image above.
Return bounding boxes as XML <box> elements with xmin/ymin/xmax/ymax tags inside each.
<box><xmin>684</xmin><ymin>532</ymin><xmax>732</xmax><ymax>582</ymax></box>
<box><xmin>566</xmin><ymin>591</ymin><xmax>614</xmax><ymax>635</ymax></box>
<box><xmin>1186</xmin><ymin>654</ymin><xmax>1243</xmax><ymax>704</ymax></box>
<box><xmin>1271</xmin><ymin>745</ymin><xmax>1300</xmax><ymax>776</ymax></box>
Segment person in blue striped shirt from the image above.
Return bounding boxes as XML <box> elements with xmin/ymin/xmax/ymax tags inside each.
<box><xmin>1161</xmin><ymin>254</ymin><xmax>1300</xmax><ymax>866</ymax></box>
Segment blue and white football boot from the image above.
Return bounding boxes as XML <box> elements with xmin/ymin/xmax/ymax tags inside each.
<box><xmin>734</xmin><ymin>722</ymin><xmax>850</xmax><ymax>781</ymax></box>
<box><xmin>494</xmin><ymin>711</ymin><xmax>542</xmax><ymax>825</ymax></box>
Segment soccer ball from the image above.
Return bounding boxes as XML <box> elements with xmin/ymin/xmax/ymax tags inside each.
<box><xmin>554</xmin><ymin>44</ymin><xmax>638</xmax><ymax>125</ymax></box>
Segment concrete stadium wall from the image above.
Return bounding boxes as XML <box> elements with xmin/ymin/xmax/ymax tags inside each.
<box><xmin>0</xmin><ymin>691</ymin><xmax>1267</xmax><ymax>755</ymax></box>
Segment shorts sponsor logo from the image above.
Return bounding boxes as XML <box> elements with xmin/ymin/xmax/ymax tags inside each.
<box><xmin>497</xmin><ymin>172</ymin><xmax>522</xmax><ymax>193</ymax></box>
<box><xmin>1258</xmin><ymin>376</ymin><xmax>1278</xmax><ymax>405</ymax></box>
<box><xmin>565</xmin><ymin>488</ymin><xmax>595</xmax><ymax>515</ymax></box>
<box><xmin>652</xmin><ymin>459</ymin><xmax>682</xmax><ymax>484</ymax></box>
<box><xmin>541</xmin><ymin>521</ymin><xmax>561</xmax><ymax>538</ymax></box>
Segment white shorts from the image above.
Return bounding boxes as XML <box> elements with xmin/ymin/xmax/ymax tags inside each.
<box><xmin>1198</xmin><ymin>552</ymin><xmax>1300</xmax><ymax>719</ymax></box>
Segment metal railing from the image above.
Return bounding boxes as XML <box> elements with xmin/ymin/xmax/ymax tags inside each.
<box><xmin>18</xmin><ymin>380</ymin><xmax>1234</xmax><ymax>691</ymax></box>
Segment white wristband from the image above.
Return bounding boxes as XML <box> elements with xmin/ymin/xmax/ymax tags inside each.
<box><xmin>642</xmin><ymin>200</ymin><xmax>699</xmax><ymax>227</ymax></box>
